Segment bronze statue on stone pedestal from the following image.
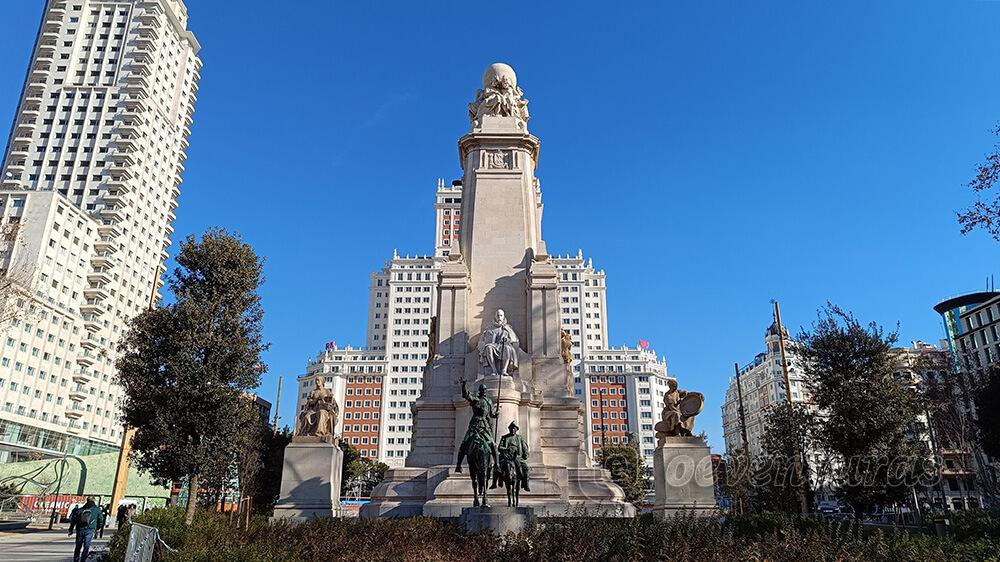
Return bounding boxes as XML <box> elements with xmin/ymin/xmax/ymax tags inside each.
<box><xmin>455</xmin><ymin>377</ymin><xmax>499</xmax><ymax>507</ymax></box>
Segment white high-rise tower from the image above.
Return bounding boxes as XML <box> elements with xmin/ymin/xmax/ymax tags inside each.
<box><xmin>0</xmin><ymin>0</ymin><xmax>200</xmax><ymax>457</ymax></box>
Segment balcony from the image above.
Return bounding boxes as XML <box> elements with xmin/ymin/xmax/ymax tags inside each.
<box><xmin>40</xmin><ymin>31</ymin><xmax>60</xmax><ymax>43</ymax></box>
<box><xmin>42</xmin><ymin>21</ymin><xmax>61</xmax><ymax>33</ymax></box>
<box><xmin>9</xmin><ymin>144</ymin><xmax>30</xmax><ymax>158</ymax></box>
<box><xmin>122</xmin><ymin>97</ymin><xmax>146</xmax><ymax>111</ymax></box>
<box><xmin>65</xmin><ymin>408</ymin><xmax>85</xmax><ymax>420</ymax></box>
<box><xmin>111</xmin><ymin>137</ymin><xmax>137</xmax><ymax>152</ymax></box>
<box><xmin>129</xmin><ymin>61</ymin><xmax>151</xmax><ymax>76</ymax></box>
<box><xmin>105</xmin><ymin>178</ymin><xmax>131</xmax><ymax>194</ymax></box>
<box><xmin>84</xmin><ymin>284</ymin><xmax>109</xmax><ymax>300</ymax></box>
<box><xmin>79</xmin><ymin>301</ymin><xmax>105</xmax><ymax>316</ymax></box>
<box><xmin>133</xmin><ymin>38</ymin><xmax>155</xmax><ymax>52</ymax></box>
<box><xmin>121</xmin><ymin>78</ymin><xmax>149</xmax><ymax>96</ymax></box>
<box><xmin>72</xmin><ymin>369</ymin><xmax>93</xmax><ymax>383</ymax></box>
<box><xmin>140</xmin><ymin>1</ymin><xmax>163</xmax><ymax>16</ymax></box>
<box><xmin>15</xmin><ymin>122</ymin><xmax>34</xmax><ymax>138</ymax></box>
<box><xmin>83</xmin><ymin>315</ymin><xmax>102</xmax><ymax>332</ymax></box>
<box><xmin>88</xmin><ymin>267</ymin><xmax>112</xmax><ymax>284</ymax></box>
<box><xmin>97</xmin><ymin>221</ymin><xmax>121</xmax><ymax>237</ymax></box>
<box><xmin>121</xmin><ymin>111</ymin><xmax>146</xmax><ymax>125</ymax></box>
<box><xmin>107</xmin><ymin>165</ymin><xmax>133</xmax><ymax>180</ymax></box>
<box><xmin>103</xmin><ymin>191</ymin><xmax>125</xmax><ymax>206</ymax></box>
<box><xmin>135</xmin><ymin>13</ymin><xmax>157</xmax><ymax>25</ymax></box>
<box><xmin>109</xmin><ymin>152</ymin><xmax>135</xmax><ymax>166</ymax></box>
<box><xmin>1</xmin><ymin>174</ymin><xmax>22</xmax><ymax>188</ymax></box>
<box><xmin>90</xmin><ymin>253</ymin><xmax>115</xmax><ymax>268</ymax></box>
<box><xmin>117</xmin><ymin>123</ymin><xmax>139</xmax><ymax>137</ymax></box>
<box><xmin>99</xmin><ymin>206</ymin><xmax>125</xmax><ymax>222</ymax></box>
<box><xmin>164</xmin><ymin>222</ymin><xmax>174</xmax><ymax>236</ymax></box>
<box><xmin>30</xmin><ymin>68</ymin><xmax>50</xmax><ymax>84</ymax></box>
<box><xmin>69</xmin><ymin>386</ymin><xmax>89</xmax><ymax>400</ymax></box>
<box><xmin>135</xmin><ymin>25</ymin><xmax>159</xmax><ymax>40</ymax></box>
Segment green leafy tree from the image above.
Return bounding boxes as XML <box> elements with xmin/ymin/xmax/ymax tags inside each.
<box><xmin>598</xmin><ymin>434</ymin><xmax>650</xmax><ymax>508</ymax></box>
<box><xmin>796</xmin><ymin>305</ymin><xmax>929</xmax><ymax>517</ymax></box>
<box><xmin>251</xmin><ymin>427</ymin><xmax>292</xmax><ymax>514</ymax></box>
<box><xmin>959</xmin><ymin>124</ymin><xmax>1000</xmax><ymax>239</ymax></box>
<box><xmin>756</xmin><ymin>403</ymin><xmax>822</xmax><ymax>513</ymax></box>
<box><xmin>116</xmin><ymin>229</ymin><xmax>268</xmax><ymax>526</ymax></box>
<box><xmin>974</xmin><ymin>363</ymin><xmax>1000</xmax><ymax>462</ymax></box>
<box><xmin>340</xmin><ymin>441</ymin><xmax>388</xmax><ymax>497</ymax></box>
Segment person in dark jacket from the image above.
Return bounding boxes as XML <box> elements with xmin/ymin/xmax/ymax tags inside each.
<box><xmin>67</xmin><ymin>496</ymin><xmax>104</xmax><ymax>562</ymax></box>
<box><xmin>116</xmin><ymin>504</ymin><xmax>127</xmax><ymax>528</ymax></box>
<box><xmin>97</xmin><ymin>503</ymin><xmax>111</xmax><ymax>538</ymax></box>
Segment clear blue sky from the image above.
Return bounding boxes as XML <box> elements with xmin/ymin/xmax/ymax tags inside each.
<box><xmin>2</xmin><ymin>1</ymin><xmax>998</xmax><ymax>452</ymax></box>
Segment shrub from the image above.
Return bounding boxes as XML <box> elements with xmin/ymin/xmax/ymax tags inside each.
<box><xmin>100</xmin><ymin>507</ymin><xmax>1000</xmax><ymax>562</ymax></box>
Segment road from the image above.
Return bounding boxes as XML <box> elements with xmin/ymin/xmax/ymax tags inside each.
<box><xmin>0</xmin><ymin>525</ymin><xmax>113</xmax><ymax>562</ymax></box>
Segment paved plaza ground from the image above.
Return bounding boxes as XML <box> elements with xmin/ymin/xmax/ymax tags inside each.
<box><xmin>0</xmin><ymin>524</ymin><xmax>113</xmax><ymax>562</ymax></box>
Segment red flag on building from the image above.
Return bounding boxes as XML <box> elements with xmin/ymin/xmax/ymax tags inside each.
<box><xmin>638</xmin><ymin>339</ymin><xmax>649</xmax><ymax>349</ymax></box>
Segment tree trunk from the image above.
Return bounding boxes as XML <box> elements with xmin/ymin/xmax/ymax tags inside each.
<box><xmin>184</xmin><ymin>473</ymin><xmax>199</xmax><ymax>526</ymax></box>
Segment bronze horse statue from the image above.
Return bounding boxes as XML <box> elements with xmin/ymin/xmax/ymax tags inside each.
<box><xmin>465</xmin><ymin>436</ymin><xmax>493</xmax><ymax>507</ymax></box>
<box><xmin>497</xmin><ymin>447</ymin><xmax>521</xmax><ymax>507</ymax></box>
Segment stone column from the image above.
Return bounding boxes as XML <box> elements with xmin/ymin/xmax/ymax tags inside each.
<box><xmin>406</xmin><ymin>253</ymin><xmax>469</xmax><ymax>468</ymax></box>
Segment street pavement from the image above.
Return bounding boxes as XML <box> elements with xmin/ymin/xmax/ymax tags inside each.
<box><xmin>0</xmin><ymin>525</ymin><xmax>113</xmax><ymax>561</ymax></box>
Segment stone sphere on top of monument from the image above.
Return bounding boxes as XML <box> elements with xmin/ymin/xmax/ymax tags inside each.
<box><xmin>483</xmin><ymin>62</ymin><xmax>517</xmax><ymax>89</ymax></box>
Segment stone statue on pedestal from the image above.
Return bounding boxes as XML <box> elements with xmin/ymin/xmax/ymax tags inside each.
<box><xmin>455</xmin><ymin>377</ymin><xmax>499</xmax><ymax>507</ymax></box>
<box><xmin>297</xmin><ymin>375</ymin><xmax>339</xmax><ymax>438</ymax></box>
<box><xmin>654</xmin><ymin>379</ymin><xmax>704</xmax><ymax>444</ymax></box>
<box><xmin>275</xmin><ymin>376</ymin><xmax>344</xmax><ymax>520</ymax></box>
<box><xmin>478</xmin><ymin>309</ymin><xmax>519</xmax><ymax>377</ymax></box>
<box><xmin>468</xmin><ymin>63</ymin><xmax>530</xmax><ymax>128</ymax></box>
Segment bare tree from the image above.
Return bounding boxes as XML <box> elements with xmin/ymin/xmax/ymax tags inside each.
<box><xmin>959</xmin><ymin>124</ymin><xmax>1000</xmax><ymax>239</ymax></box>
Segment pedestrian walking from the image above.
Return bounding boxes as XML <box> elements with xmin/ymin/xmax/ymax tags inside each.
<box><xmin>97</xmin><ymin>503</ymin><xmax>111</xmax><ymax>538</ymax></box>
<box><xmin>116</xmin><ymin>504</ymin><xmax>127</xmax><ymax>528</ymax></box>
<box><xmin>67</xmin><ymin>496</ymin><xmax>105</xmax><ymax>562</ymax></box>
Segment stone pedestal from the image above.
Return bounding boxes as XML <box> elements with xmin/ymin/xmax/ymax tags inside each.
<box><xmin>653</xmin><ymin>437</ymin><xmax>717</xmax><ymax>517</ymax></box>
<box><xmin>459</xmin><ymin>505</ymin><xmax>535</xmax><ymax>534</ymax></box>
<box><xmin>272</xmin><ymin>438</ymin><xmax>343</xmax><ymax>521</ymax></box>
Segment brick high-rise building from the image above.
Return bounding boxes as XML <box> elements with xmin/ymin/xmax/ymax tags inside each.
<box><xmin>0</xmin><ymin>0</ymin><xmax>200</xmax><ymax>460</ymax></box>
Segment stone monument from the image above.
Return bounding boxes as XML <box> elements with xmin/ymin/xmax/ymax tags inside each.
<box><xmin>652</xmin><ymin>380</ymin><xmax>717</xmax><ymax>517</ymax></box>
<box><xmin>361</xmin><ymin>63</ymin><xmax>633</xmax><ymax>518</ymax></box>
<box><xmin>273</xmin><ymin>375</ymin><xmax>344</xmax><ymax>520</ymax></box>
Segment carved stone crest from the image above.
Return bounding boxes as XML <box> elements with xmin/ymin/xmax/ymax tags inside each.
<box><xmin>483</xmin><ymin>150</ymin><xmax>511</xmax><ymax>170</ymax></box>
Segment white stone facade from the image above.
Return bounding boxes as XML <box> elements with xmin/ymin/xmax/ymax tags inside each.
<box><xmin>0</xmin><ymin>0</ymin><xmax>199</xmax><ymax>453</ymax></box>
<box><xmin>720</xmin><ymin>323</ymin><xmax>813</xmax><ymax>458</ymax></box>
